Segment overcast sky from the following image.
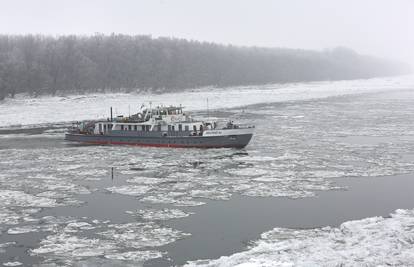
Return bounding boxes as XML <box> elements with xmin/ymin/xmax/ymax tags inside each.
<box><xmin>1</xmin><ymin>0</ymin><xmax>413</xmax><ymax>65</ymax></box>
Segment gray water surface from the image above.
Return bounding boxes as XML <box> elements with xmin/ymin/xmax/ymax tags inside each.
<box><xmin>1</xmin><ymin>89</ymin><xmax>414</xmax><ymax>266</ymax></box>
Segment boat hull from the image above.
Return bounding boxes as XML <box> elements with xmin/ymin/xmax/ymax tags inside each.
<box><xmin>65</xmin><ymin>133</ymin><xmax>253</xmax><ymax>148</ymax></box>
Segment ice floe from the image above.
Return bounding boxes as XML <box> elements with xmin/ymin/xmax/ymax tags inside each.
<box><xmin>185</xmin><ymin>209</ymin><xmax>414</xmax><ymax>267</ymax></box>
<box><xmin>2</xmin><ymin>262</ymin><xmax>22</xmax><ymax>267</ymax></box>
<box><xmin>126</xmin><ymin>177</ymin><xmax>166</xmax><ymax>185</ymax></box>
<box><xmin>0</xmin><ymin>190</ymin><xmax>57</xmax><ymax>208</ymax></box>
<box><xmin>2</xmin><ymin>76</ymin><xmax>414</xmax><ymax>266</ymax></box>
<box><xmin>31</xmin><ymin>233</ymin><xmax>116</xmax><ymax>258</ymax></box>
<box><xmin>98</xmin><ymin>221</ymin><xmax>190</xmax><ymax>248</ymax></box>
<box><xmin>141</xmin><ymin>194</ymin><xmax>205</xmax><ymax>206</ymax></box>
<box><xmin>106</xmin><ymin>185</ymin><xmax>152</xmax><ymax>196</ymax></box>
<box><xmin>104</xmin><ymin>250</ymin><xmax>163</xmax><ymax>261</ymax></box>
<box><xmin>0</xmin><ymin>242</ymin><xmax>16</xmax><ymax>253</ymax></box>
<box><xmin>128</xmin><ymin>208</ymin><xmax>193</xmax><ymax>220</ymax></box>
<box><xmin>0</xmin><ymin>75</ymin><xmax>413</xmax><ymax>128</ymax></box>
<box><xmin>29</xmin><ymin>217</ymin><xmax>190</xmax><ymax>265</ymax></box>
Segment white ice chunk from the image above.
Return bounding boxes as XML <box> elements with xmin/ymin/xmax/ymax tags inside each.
<box><xmin>104</xmin><ymin>250</ymin><xmax>162</xmax><ymax>261</ymax></box>
<box><xmin>0</xmin><ymin>242</ymin><xmax>16</xmax><ymax>253</ymax></box>
<box><xmin>126</xmin><ymin>177</ymin><xmax>165</xmax><ymax>185</ymax></box>
<box><xmin>3</xmin><ymin>262</ymin><xmax>22</xmax><ymax>266</ymax></box>
<box><xmin>64</xmin><ymin>222</ymin><xmax>95</xmax><ymax>233</ymax></box>
<box><xmin>185</xmin><ymin>209</ymin><xmax>414</xmax><ymax>267</ymax></box>
<box><xmin>0</xmin><ymin>190</ymin><xmax>57</xmax><ymax>208</ymax></box>
<box><xmin>31</xmin><ymin>233</ymin><xmax>116</xmax><ymax>257</ymax></box>
<box><xmin>8</xmin><ymin>225</ymin><xmax>40</xmax><ymax>235</ymax></box>
<box><xmin>106</xmin><ymin>185</ymin><xmax>152</xmax><ymax>196</ymax></box>
<box><xmin>99</xmin><ymin>222</ymin><xmax>190</xmax><ymax>248</ymax></box>
<box><xmin>133</xmin><ymin>208</ymin><xmax>193</xmax><ymax>220</ymax></box>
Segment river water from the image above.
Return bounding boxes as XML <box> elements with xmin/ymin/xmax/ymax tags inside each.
<box><xmin>0</xmin><ymin>76</ymin><xmax>414</xmax><ymax>266</ymax></box>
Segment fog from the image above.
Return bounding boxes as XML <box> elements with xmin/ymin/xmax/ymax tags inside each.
<box><xmin>0</xmin><ymin>0</ymin><xmax>413</xmax><ymax>66</ymax></box>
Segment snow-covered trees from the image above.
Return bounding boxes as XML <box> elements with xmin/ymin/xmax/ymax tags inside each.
<box><xmin>0</xmin><ymin>34</ymin><xmax>410</xmax><ymax>99</ymax></box>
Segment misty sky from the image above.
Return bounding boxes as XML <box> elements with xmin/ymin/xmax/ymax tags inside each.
<box><xmin>1</xmin><ymin>0</ymin><xmax>413</xmax><ymax>65</ymax></box>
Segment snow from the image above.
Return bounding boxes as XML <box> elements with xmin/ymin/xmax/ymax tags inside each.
<box><xmin>185</xmin><ymin>209</ymin><xmax>414</xmax><ymax>267</ymax></box>
<box><xmin>0</xmin><ymin>75</ymin><xmax>413</xmax><ymax>128</ymax></box>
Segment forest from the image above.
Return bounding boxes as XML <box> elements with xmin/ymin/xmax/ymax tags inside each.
<box><xmin>0</xmin><ymin>34</ymin><xmax>410</xmax><ymax>100</ymax></box>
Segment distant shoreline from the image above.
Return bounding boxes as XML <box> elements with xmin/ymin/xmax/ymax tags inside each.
<box><xmin>1</xmin><ymin>73</ymin><xmax>411</xmax><ymax>102</ymax></box>
<box><xmin>0</xmin><ymin>34</ymin><xmax>410</xmax><ymax>100</ymax></box>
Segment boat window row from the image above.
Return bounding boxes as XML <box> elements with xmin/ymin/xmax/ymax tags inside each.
<box><xmin>118</xmin><ymin>124</ymin><xmax>203</xmax><ymax>132</ymax></box>
<box><xmin>99</xmin><ymin>123</ymin><xmax>113</xmax><ymax>132</ymax></box>
<box><xmin>120</xmin><ymin>125</ymin><xmax>151</xmax><ymax>131</ymax></box>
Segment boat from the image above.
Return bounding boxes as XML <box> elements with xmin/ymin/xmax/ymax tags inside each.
<box><xmin>65</xmin><ymin>105</ymin><xmax>254</xmax><ymax>148</ymax></box>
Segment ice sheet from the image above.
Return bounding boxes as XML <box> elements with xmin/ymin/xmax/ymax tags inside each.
<box><xmin>29</xmin><ymin>217</ymin><xmax>189</xmax><ymax>265</ymax></box>
<box><xmin>0</xmin><ymin>75</ymin><xmax>413</xmax><ymax>128</ymax></box>
<box><xmin>2</xmin><ymin>76</ymin><xmax>414</xmax><ymax>266</ymax></box>
<box><xmin>185</xmin><ymin>209</ymin><xmax>414</xmax><ymax>267</ymax></box>
<box><xmin>127</xmin><ymin>208</ymin><xmax>193</xmax><ymax>220</ymax></box>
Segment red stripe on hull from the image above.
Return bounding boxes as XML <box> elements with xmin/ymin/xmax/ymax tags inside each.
<box><xmin>68</xmin><ymin>140</ymin><xmax>242</xmax><ymax>148</ymax></box>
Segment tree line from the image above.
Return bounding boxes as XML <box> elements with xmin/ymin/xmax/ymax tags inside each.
<box><xmin>0</xmin><ymin>34</ymin><xmax>410</xmax><ymax>100</ymax></box>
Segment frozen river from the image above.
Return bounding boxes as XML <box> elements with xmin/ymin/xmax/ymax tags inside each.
<box><xmin>0</xmin><ymin>75</ymin><xmax>414</xmax><ymax>266</ymax></box>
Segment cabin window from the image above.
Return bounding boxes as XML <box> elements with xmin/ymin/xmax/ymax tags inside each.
<box><xmin>172</xmin><ymin>125</ymin><xmax>175</xmax><ymax>131</ymax></box>
<box><xmin>134</xmin><ymin>125</ymin><xmax>137</xmax><ymax>131</ymax></box>
<box><xmin>185</xmin><ymin>125</ymin><xmax>189</xmax><ymax>131</ymax></box>
<box><xmin>121</xmin><ymin>125</ymin><xmax>124</xmax><ymax>131</ymax></box>
<box><xmin>193</xmin><ymin>125</ymin><xmax>197</xmax><ymax>132</ymax></box>
<box><xmin>178</xmin><ymin>124</ymin><xmax>182</xmax><ymax>131</ymax></box>
<box><xmin>128</xmin><ymin>125</ymin><xmax>132</xmax><ymax>131</ymax></box>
